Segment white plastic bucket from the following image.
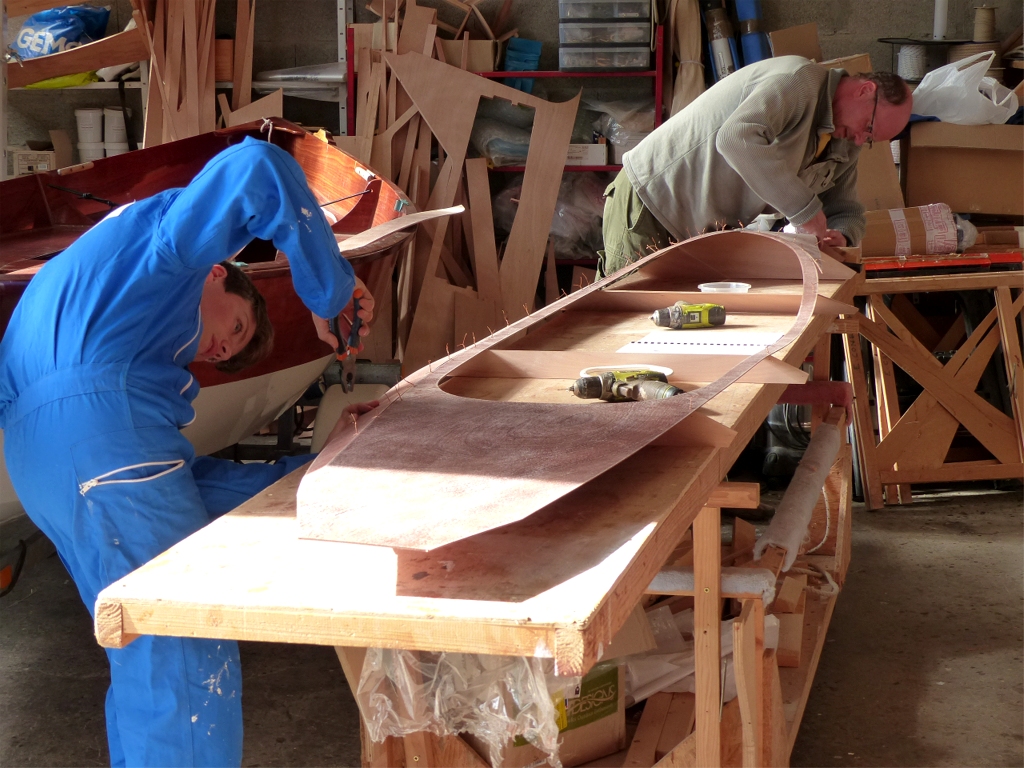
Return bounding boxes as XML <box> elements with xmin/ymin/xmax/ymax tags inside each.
<box><xmin>78</xmin><ymin>142</ymin><xmax>106</xmax><ymax>162</ymax></box>
<box><xmin>103</xmin><ymin>107</ymin><xmax>128</xmax><ymax>143</ymax></box>
<box><xmin>104</xmin><ymin>142</ymin><xmax>130</xmax><ymax>157</ymax></box>
<box><xmin>74</xmin><ymin>108</ymin><xmax>104</xmax><ymax>143</ymax></box>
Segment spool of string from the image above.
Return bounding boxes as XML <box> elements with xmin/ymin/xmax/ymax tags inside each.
<box><xmin>973</xmin><ymin>5</ymin><xmax>997</xmax><ymax>42</ymax></box>
<box><xmin>897</xmin><ymin>44</ymin><xmax>928</xmax><ymax>81</ymax></box>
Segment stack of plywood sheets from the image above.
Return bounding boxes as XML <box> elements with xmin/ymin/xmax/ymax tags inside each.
<box><xmin>140</xmin><ymin>0</ymin><xmax>262</xmax><ymax>146</ymax></box>
<box><xmin>342</xmin><ymin>0</ymin><xmax>578</xmax><ymax>372</ymax></box>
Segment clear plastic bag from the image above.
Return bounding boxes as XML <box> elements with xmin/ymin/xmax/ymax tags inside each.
<box><xmin>912</xmin><ymin>52</ymin><xmax>1019</xmax><ymax>125</ymax></box>
<box><xmin>471</xmin><ymin>118</ymin><xmax>533</xmax><ymax>168</ymax></box>
<box><xmin>492</xmin><ymin>174</ymin><xmax>607</xmax><ymax>259</ymax></box>
<box><xmin>583</xmin><ymin>97</ymin><xmax>655</xmax><ymax>155</ymax></box>
<box><xmin>356</xmin><ymin>648</ymin><xmax>562</xmax><ymax>768</ymax></box>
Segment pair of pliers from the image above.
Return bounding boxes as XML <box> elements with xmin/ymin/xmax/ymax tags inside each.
<box><xmin>329</xmin><ymin>289</ymin><xmax>363</xmax><ymax>393</ymax></box>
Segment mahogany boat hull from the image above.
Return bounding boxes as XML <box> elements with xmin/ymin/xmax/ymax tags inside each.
<box><xmin>0</xmin><ymin>119</ymin><xmax>412</xmax><ymax>522</ymax></box>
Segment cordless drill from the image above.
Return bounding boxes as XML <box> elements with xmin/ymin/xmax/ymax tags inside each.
<box><xmin>651</xmin><ymin>302</ymin><xmax>726</xmax><ymax>329</ymax></box>
<box><xmin>570</xmin><ymin>369</ymin><xmax>682</xmax><ymax>403</ymax></box>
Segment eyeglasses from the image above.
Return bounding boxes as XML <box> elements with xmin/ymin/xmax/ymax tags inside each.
<box><xmin>865</xmin><ymin>90</ymin><xmax>879</xmax><ymax>149</ymax></box>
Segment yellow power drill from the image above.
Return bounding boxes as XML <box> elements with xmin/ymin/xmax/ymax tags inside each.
<box><xmin>651</xmin><ymin>302</ymin><xmax>726</xmax><ymax>329</ymax></box>
<box><xmin>570</xmin><ymin>369</ymin><xmax>682</xmax><ymax>402</ymax></box>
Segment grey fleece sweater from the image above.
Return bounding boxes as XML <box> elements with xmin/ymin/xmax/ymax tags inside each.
<box><xmin>623</xmin><ymin>56</ymin><xmax>866</xmax><ymax>245</ymax></box>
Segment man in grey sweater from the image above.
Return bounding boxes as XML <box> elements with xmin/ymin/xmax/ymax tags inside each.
<box><xmin>599</xmin><ymin>56</ymin><xmax>912</xmax><ymax>276</ymax></box>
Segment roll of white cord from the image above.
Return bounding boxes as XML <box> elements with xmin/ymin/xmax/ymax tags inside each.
<box><xmin>898</xmin><ymin>44</ymin><xmax>929</xmax><ymax>81</ymax></box>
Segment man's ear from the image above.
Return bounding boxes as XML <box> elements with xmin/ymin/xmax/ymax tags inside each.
<box><xmin>207</xmin><ymin>263</ymin><xmax>228</xmax><ymax>283</ymax></box>
<box><xmin>859</xmin><ymin>79</ymin><xmax>877</xmax><ymax>100</ymax></box>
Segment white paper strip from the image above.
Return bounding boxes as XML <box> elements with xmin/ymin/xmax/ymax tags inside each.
<box><xmin>618</xmin><ymin>329</ymin><xmax>785</xmax><ymax>355</ymax></box>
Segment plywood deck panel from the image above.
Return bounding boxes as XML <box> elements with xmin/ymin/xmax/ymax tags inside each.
<box><xmin>296</xmin><ymin>233</ymin><xmax>841</xmax><ymax>552</ymax></box>
<box><xmin>95</xmin><ymin>239</ymin><xmax>858</xmax><ymax>678</ymax></box>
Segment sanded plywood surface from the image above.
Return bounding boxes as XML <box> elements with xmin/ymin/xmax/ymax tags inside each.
<box><xmin>95</xmin><ymin>238</ymin><xmax>857</xmax><ymax>675</ymax></box>
<box><xmin>296</xmin><ymin>233</ymin><xmax>844</xmax><ymax>551</ymax></box>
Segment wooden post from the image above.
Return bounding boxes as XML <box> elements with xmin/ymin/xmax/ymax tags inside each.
<box><xmin>865</xmin><ymin>303</ymin><xmax>911</xmax><ymax>504</ymax></box>
<box><xmin>843</xmin><ymin>325</ymin><xmax>884</xmax><ymax>510</ymax></box>
<box><xmin>732</xmin><ymin>599</ymin><xmax>764</xmax><ymax>768</ymax></box>
<box><xmin>693</xmin><ymin>505</ymin><xmax>721</xmax><ymax>767</ymax></box>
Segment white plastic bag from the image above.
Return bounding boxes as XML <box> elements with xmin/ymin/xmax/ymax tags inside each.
<box><xmin>912</xmin><ymin>52</ymin><xmax>1019</xmax><ymax>125</ymax></box>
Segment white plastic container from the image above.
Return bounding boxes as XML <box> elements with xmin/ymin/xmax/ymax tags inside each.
<box><xmin>559</xmin><ymin>45</ymin><xmax>650</xmax><ymax>71</ymax></box>
<box><xmin>103</xmin><ymin>107</ymin><xmax>128</xmax><ymax>143</ymax></box>
<box><xmin>78</xmin><ymin>142</ymin><xmax>106</xmax><ymax>162</ymax></box>
<box><xmin>104</xmin><ymin>142</ymin><xmax>130</xmax><ymax>157</ymax></box>
<box><xmin>74</xmin><ymin>108</ymin><xmax>104</xmax><ymax>143</ymax></box>
<box><xmin>559</xmin><ymin>21</ymin><xmax>651</xmax><ymax>45</ymax></box>
<box><xmin>558</xmin><ymin>0</ymin><xmax>650</xmax><ymax>18</ymax></box>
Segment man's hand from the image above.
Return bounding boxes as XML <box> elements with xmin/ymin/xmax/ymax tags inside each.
<box><xmin>323</xmin><ymin>399</ymin><xmax>380</xmax><ymax>446</ymax></box>
<box><xmin>793</xmin><ymin>211</ymin><xmax>847</xmax><ymax>247</ymax></box>
<box><xmin>312</xmin><ymin>277</ymin><xmax>375</xmax><ymax>352</ymax></box>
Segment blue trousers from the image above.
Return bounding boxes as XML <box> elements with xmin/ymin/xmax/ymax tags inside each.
<box><xmin>5</xmin><ymin>388</ymin><xmax>312</xmax><ymax>767</ymax></box>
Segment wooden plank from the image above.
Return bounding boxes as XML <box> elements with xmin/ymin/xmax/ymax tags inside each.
<box><xmin>869</xmin><ymin>296</ymin><xmax>943</xmax><ymax>370</ymax></box>
<box><xmin>655</xmin><ymin>693</ymin><xmax>696</xmax><ymax>761</ymax></box>
<box><xmin>237</xmin><ymin>0</ymin><xmax>255</xmax><ymax>109</ymax></box>
<box><xmin>693</xmin><ymin>505</ymin><xmax>722</xmax><ymax>768</ymax></box>
<box><xmin>773</xmin><ymin>574</ymin><xmax>807</xmax><ymax>613</ymax></box>
<box><xmin>708</xmin><ymin>482</ymin><xmax>759</xmax><ymax>510</ymax></box>
<box><xmin>860</xmin><ymin>271</ymin><xmax>1024</xmax><ymax>294</ymax></box>
<box><xmin>842</xmin><ymin>330</ymin><xmax>884</xmax><ymax>510</ymax></box>
<box><xmin>761</xmin><ymin>650</ymin><xmax>788</xmax><ymax>767</ymax></box>
<box><xmin>545</xmin><ymin>239</ymin><xmax>559</xmax><ymax>307</ymax></box>
<box><xmin>183</xmin><ymin>0</ymin><xmax>201</xmax><ymax>136</ymax></box>
<box><xmin>873</xmin><ymin>311</ymin><xmax>1002</xmax><ymax>473</ymax></box>
<box><xmin>625</xmin><ymin>692</ymin><xmax>674</xmax><ymax>768</ymax></box>
<box><xmin>446</xmin><ymin>349</ymin><xmax>808</xmax><ymax>385</ymax></box>
<box><xmin>7</xmin><ymin>26</ymin><xmax>150</xmax><ymax>88</ymax></box>
<box><xmin>994</xmin><ymin>286</ymin><xmax>1024</xmax><ymax>454</ymax></box>
<box><xmin>866</xmin><ymin>302</ymin><xmax>911</xmax><ymax>503</ymax></box>
<box><xmin>225</xmin><ymin>89</ymin><xmax>284</xmax><ymax>127</ymax></box>
<box><xmin>732</xmin><ymin>600</ymin><xmax>764</xmax><ymax>768</ymax></box>
<box><xmin>231</xmin><ymin>0</ymin><xmax>250</xmax><ymax>109</ymax></box>
<box><xmin>732</xmin><ymin>518</ymin><xmax>756</xmax><ymax>556</ymax></box>
<box><xmin>879</xmin><ymin>461</ymin><xmax>1024</xmax><ymax>485</ymax></box>
<box><xmin>890</xmin><ymin>293</ymin><xmax>942</xmax><ymax>351</ymax></box>
<box><xmin>859</xmin><ymin>314</ymin><xmax>1021</xmax><ymax>465</ymax></box>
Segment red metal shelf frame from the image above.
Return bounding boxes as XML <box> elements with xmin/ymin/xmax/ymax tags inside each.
<box><xmin>345</xmin><ymin>25</ymin><xmax>665</xmax><ymax>138</ymax></box>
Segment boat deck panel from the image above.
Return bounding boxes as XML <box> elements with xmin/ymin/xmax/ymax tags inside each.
<box><xmin>94</xmin><ymin>247</ymin><xmax>858</xmax><ymax>676</ymax></box>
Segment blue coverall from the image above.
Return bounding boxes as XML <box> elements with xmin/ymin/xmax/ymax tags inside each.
<box><xmin>0</xmin><ymin>138</ymin><xmax>355</xmax><ymax>767</ymax></box>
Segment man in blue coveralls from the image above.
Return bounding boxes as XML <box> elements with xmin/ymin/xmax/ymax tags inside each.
<box><xmin>0</xmin><ymin>137</ymin><xmax>374</xmax><ymax>766</ymax></box>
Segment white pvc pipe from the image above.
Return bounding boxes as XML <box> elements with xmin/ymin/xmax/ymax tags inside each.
<box><xmin>933</xmin><ymin>0</ymin><xmax>949</xmax><ymax>40</ymax></box>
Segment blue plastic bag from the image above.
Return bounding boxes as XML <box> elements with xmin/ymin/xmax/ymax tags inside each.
<box><xmin>13</xmin><ymin>5</ymin><xmax>110</xmax><ymax>59</ymax></box>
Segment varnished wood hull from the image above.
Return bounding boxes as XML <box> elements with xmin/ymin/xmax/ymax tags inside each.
<box><xmin>0</xmin><ymin>119</ymin><xmax>412</xmax><ymax>522</ymax></box>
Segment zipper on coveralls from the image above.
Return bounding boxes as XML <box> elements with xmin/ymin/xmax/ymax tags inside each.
<box><xmin>79</xmin><ymin>460</ymin><xmax>186</xmax><ymax>496</ymax></box>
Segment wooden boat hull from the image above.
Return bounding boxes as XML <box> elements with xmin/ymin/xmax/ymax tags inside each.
<box><xmin>0</xmin><ymin>119</ymin><xmax>412</xmax><ymax>523</ymax></box>
<box><xmin>297</xmin><ymin>231</ymin><xmax>857</xmax><ymax>551</ymax></box>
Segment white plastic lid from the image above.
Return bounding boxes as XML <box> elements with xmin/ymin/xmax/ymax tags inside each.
<box><xmin>698</xmin><ymin>282</ymin><xmax>751</xmax><ymax>293</ymax></box>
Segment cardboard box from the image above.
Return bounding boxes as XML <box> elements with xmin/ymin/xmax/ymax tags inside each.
<box><xmin>905</xmin><ymin>122</ymin><xmax>1024</xmax><ymax>216</ymax></box>
<box><xmin>856</xmin><ymin>141</ymin><xmax>904</xmax><ymax>212</ymax></box>
<box><xmin>819</xmin><ymin>53</ymin><xmax>872</xmax><ymax>75</ymax></box>
<box><xmin>13</xmin><ymin>150</ymin><xmax>57</xmax><ymax>175</ymax></box>
<box><xmin>769</xmin><ymin>22</ymin><xmax>822</xmax><ymax>61</ymax></box>
<box><xmin>465</xmin><ymin>664</ymin><xmax>626</xmax><ymax>768</ymax></box>
<box><xmin>565</xmin><ymin>142</ymin><xmax>607</xmax><ymax>166</ymax></box>
<box><xmin>860</xmin><ymin>204</ymin><xmax>958</xmax><ymax>258</ymax></box>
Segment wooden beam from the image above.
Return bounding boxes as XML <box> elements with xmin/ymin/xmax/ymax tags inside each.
<box><xmin>859</xmin><ymin>314</ymin><xmax>1021</xmax><ymax>465</ymax></box>
<box><xmin>732</xmin><ymin>599</ymin><xmax>764</xmax><ymax>768</ymax></box>
<box><xmin>8</xmin><ymin>26</ymin><xmax>150</xmax><ymax>88</ymax></box>
<box><xmin>860</xmin><ymin>271</ymin><xmax>1024</xmax><ymax>294</ymax></box>
<box><xmin>843</xmin><ymin>330</ymin><xmax>884</xmax><ymax>510</ymax></box>
<box><xmin>693</xmin><ymin>505</ymin><xmax>721</xmax><ymax>768</ymax></box>
<box><xmin>879</xmin><ymin>461</ymin><xmax>1024</xmax><ymax>485</ymax></box>
<box><xmin>994</xmin><ymin>286</ymin><xmax>1024</xmax><ymax>454</ymax></box>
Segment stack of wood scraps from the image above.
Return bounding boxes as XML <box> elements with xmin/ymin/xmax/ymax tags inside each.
<box><xmin>343</xmin><ymin>0</ymin><xmax>579</xmax><ymax>372</ymax></box>
<box><xmin>140</xmin><ymin>0</ymin><xmax>262</xmax><ymax>146</ymax></box>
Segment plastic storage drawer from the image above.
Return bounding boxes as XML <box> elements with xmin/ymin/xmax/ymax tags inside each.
<box><xmin>558</xmin><ymin>0</ymin><xmax>651</xmax><ymax>19</ymax></box>
<box><xmin>558</xmin><ymin>45</ymin><xmax>651</xmax><ymax>71</ymax></box>
<box><xmin>559</xmin><ymin>21</ymin><xmax>651</xmax><ymax>44</ymax></box>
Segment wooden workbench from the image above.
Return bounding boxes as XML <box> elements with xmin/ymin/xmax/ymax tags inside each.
<box><xmin>95</xmin><ymin>261</ymin><xmax>861</xmax><ymax>767</ymax></box>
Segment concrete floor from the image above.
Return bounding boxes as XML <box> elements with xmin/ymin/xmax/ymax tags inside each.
<box><xmin>1</xmin><ymin>487</ymin><xmax>1021</xmax><ymax>767</ymax></box>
